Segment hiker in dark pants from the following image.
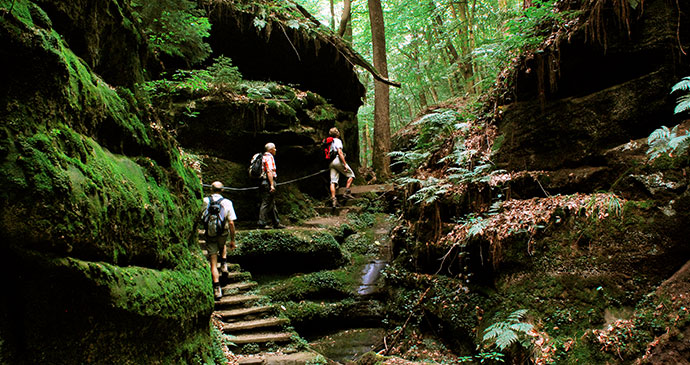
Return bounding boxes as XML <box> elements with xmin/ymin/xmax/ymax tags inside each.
<box><xmin>328</xmin><ymin>127</ymin><xmax>355</xmax><ymax>208</ymax></box>
<box><xmin>258</xmin><ymin>143</ymin><xmax>285</xmax><ymax>229</ymax></box>
<box><xmin>201</xmin><ymin>181</ymin><xmax>236</xmax><ymax>300</ymax></box>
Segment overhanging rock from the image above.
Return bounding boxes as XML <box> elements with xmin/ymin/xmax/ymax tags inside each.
<box><xmin>206</xmin><ymin>1</ymin><xmax>366</xmax><ymax>112</ymax></box>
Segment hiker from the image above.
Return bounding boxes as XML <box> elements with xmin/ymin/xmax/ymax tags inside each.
<box><xmin>327</xmin><ymin>127</ymin><xmax>355</xmax><ymax>207</ymax></box>
<box><xmin>200</xmin><ymin>181</ymin><xmax>237</xmax><ymax>300</ymax></box>
<box><xmin>258</xmin><ymin>143</ymin><xmax>285</xmax><ymax>229</ymax></box>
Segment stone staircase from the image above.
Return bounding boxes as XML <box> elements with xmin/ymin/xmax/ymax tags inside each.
<box><xmin>213</xmin><ymin>264</ymin><xmax>295</xmax><ymax>352</ymax></box>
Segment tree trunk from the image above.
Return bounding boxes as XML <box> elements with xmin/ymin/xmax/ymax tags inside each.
<box><xmin>338</xmin><ymin>0</ymin><xmax>352</xmax><ymax>39</ymax></box>
<box><xmin>330</xmin><ymin>0</ymin><xmax>335</xmax><ymax>29</ymax></box>
<box><xmin>368</xmin><ymin>0</ymin><xmax>391</xmax><ymax>179</ymax></box>
<box><xmin>362</xmin><ymin>122</ymin><xmax>370</xmax><ymax>167</ymax></box>
<box><xmin>450</xmin><ymin>0</ymin><xmax>475</xmax><ymax>93</ymax></box>
<box><xmin>429</xmin><ymin>1</ymin><xmax>463</xmax><ymax>92</ymax></box>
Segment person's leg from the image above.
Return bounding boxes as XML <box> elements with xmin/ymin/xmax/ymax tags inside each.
<box><xmin>268</xmin><ymin>190</ymin><xmax>282</xmax><ymax>227</ymax></box>
<box><xmin>258</xmin><ymin>185</ymin><xmax>270</xmax><ymax>227</ymax></box>
<box><xmin>329</xmin><ymin>166</ymin><xmax>339</xmax><ymax>207</ymax></box>
<box><xmin>220</xmin><ymin>243</ymin><xmax>228</xmax><ymax>274</ymax></box>
<box><xmin>209</xmin><ymin>253</ymin><xmax>220</xmax><ymax>284</ymax></box>
<box><xmin>343</xmin><ymin>165</ymin><xmax>356</xmax><ymax>198</ymax></box>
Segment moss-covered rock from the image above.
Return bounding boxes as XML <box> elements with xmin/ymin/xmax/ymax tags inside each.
<box><xmin>229</xmin><ymin>229</ymin><xmax>347</xmax><ymax>273</ymax></box>
<box><xmin>0</xmin><ymin>1</ymin><xmax>214</xmax><ymax>362</ymax></box>
<box><xmin>260</xmin><ymin>270</ymin><xmax>354</xmax><ymax>302</ymax></box>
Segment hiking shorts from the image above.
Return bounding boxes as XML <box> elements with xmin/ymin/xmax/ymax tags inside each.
<box><xmin>329</xmin><ymin>159</ymin><xmax>355</xmax><ymax>185</ymax></box>
<box><xmin>202</xmin><ymin>234</ymin><xmax>227</xmax><ymax>256</ymax></box>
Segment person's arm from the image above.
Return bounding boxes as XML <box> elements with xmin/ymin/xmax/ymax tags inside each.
<box><xmin>267</xmin><ymin>170</ymin><xmax>275</xmax><ymax>193</ymax></box>
<box><xmin>337</xmin><ymin>148</ymin><xmax>347</xmax><ymax>167</ymax></box>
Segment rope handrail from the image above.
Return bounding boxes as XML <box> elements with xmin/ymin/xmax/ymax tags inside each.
<box><xmin>201</xmin><ymin>168</ymin><xmax>330</xmax><ymax>191</ymax></box>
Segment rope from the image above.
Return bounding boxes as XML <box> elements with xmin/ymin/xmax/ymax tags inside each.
<box><xmin>201</xmin><ymin>168</ymin><xmax>329</xmax><ymax>191</ymax></box>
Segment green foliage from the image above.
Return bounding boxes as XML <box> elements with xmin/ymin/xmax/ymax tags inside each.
<box><xmin>305</xmin><ymin>354</ymin><xmax>328</xmax><ymax>365</ymax></box>
<box><xmin>131</xmin><ymin>0</ymin><xmax>211</xmax><ymax>65</ymax></box>
<box><xmin>671</xmin><ymin>76</ymin><xmax>690</xmax><ymax>114</ymax></box>
<box><xmin>646</xmin><ymin>76</ymin><xmax>690</xmax><ymax>160</ymax></box>
<box><xmin>140</xmin><ymin>56</ymin><xmax>242</xmax><ymax>98</ymax></box>
<box><xmin>414</xmin><ymin>109</ymin><xmax>459</xmax><ymax>149</ymax></box>
<box><xmin>482</xmin><ymin>309</ymin><xmax>534</xmax><ymax>352</ymax></box>
<box><xmin>646</xmin><ymin>125</ymin><xmax>690</xmax><ymax>160</ymax></box>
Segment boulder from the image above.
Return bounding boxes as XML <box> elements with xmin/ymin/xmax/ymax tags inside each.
<box><xmin>0</xmin><ymin>1</ymin><xmax>215</xmax><ymax>363</ymax></box>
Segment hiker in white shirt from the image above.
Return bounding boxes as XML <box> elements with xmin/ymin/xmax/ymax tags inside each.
<box><xmin>200</xmin><ymin>181</ymin><xmax>236</xmax><ymax>299</ymax></box>
<box><xmin>328</xmin><ymin>127</ymin><xmax>355</xmax><ymax>208</ymax></box>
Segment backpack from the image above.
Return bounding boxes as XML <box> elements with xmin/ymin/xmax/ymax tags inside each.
<box><xmin>249</xmin><ymin>153</ymin><xmax>263</xmax><ymax>179</ymax></box>
<box><xmin>202</xmin><ymin>196</ymin><xmax>226</xmax><ymax>237</ymax></box>
<box><xmin>321</xmin><ymin>137</ymin><xmax>337</xmax><ymax>161</ymax></box>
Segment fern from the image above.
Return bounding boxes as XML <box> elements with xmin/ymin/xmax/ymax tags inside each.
<box><xmin>482</xmin><ymin>309</ymin><xmax>534</xmax><ymax>352</ymax></box>
<box><xmin>670</xmin><ymin>76</ymin><xmax>690</xmax><ymax>94</ymax></box>
<box><xmin>674</xmin><ymin>95</ymin><xmax>690</xmax><ymax>114</ymax></box>
<box><xmin>672</xmin><ymin>77</ymin><xmax>690</xmax><ymax>114</ymax></box>
<box><xmin>407</xmin><ymin>177</ymin><xmax>452</xmax><ymax>204</ymax></box>
<box><xmin>467</xmin><ymin>218</ymin><xmax>489</xmax><ymax>237</ymax></box>
<box><xmin>647</xmin><ymin>125</ymin><xmax>690</xmax><ymax>160</ymax></box>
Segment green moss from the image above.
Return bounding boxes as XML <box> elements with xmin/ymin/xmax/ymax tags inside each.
<box><xmin>0</xmin><ymin>0</ymin><xmax>34</xmax><ymax>27</ymax></box>
<box><xmin>267</xmin><ymin>99</ymin><xmax>297</xmax><ymax>117</ymax></box>
<box><xmin>229</xmin><ymin>229</ymin><xmax>346</xmax><ymax>272</ymax></box>
<box><xmin>307</xmin><ymin>104</ymin><xmax>338</xmax><ymax>122</ymax></box>
<box><xmin>260</xmin><ymin>270</ymin><xmax>353</xmax><ymax>302</ymax></box>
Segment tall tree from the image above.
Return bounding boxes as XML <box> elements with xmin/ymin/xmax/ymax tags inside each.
<box><xmin>330</xmin><ymin>0</ymin><xmax>336</xmax><ymax>29</ymax></box>
<box><xmin>337</xmin><ymin>0</ymin><xmax>353</xmax><ymax>39</ymax></box>
<box><xmin>368</xmin><ymin>0</ymin><xmax>391</xmax><ymax>178</ymax></box>
<box><xmin>449</xmin><ymin>0</ymin><xmax>476</xmax><ymax>93</ymax></box>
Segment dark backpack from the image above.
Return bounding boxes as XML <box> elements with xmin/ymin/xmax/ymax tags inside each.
<box><xmin>202</xmin><ymin>196</ymin><xmax>226</xmax><ymax>237</ymax></box>
<box><xmin>321</xmin><ymin>137</ymin><xmax>337</xmax><ymax>161</ymax></box>
<box><xmin>249</xmin><ymin>153</ymin><xmax>263</xmax><ymax>179</ymax></box>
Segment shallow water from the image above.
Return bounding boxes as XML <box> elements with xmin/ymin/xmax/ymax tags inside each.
<box><xmin>357</xmin><ymin>259</ymin><xmax>387</xmax><ymax>295</ymax></box>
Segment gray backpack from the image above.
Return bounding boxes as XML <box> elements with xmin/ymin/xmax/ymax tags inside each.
<box><xmin>202</xmin><ymin>196</ymin><xmax>226</xmax><ymax>237</ymax></box>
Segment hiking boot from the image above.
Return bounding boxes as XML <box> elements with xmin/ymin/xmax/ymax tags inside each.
<box><xmin>213</xmin><ymin>284</ymin><xmax>223</xmax><ymax>300</ymax></box>
<box><xmin>343</xmin><ymin>188</ymin><xmax>355</xmax><ymax>200</ymax></box>
<box><xmin>221</xmin><ymin>262</ymin><xmax>229</xmax><ymax>275</ymax></box>
<box><xmin>331</xmin><ymin>197</ymin><xmax>338</xmax><ymax>208</ymax></box>
<box><xmin>273</xmin><ymin>224</ymin><xmax>286</xmax><ymax>229</ymax></box>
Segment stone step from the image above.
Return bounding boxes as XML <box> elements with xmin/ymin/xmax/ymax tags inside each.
<box><xmin>229</xmin><ymin>332</ymin><xmax>293</xmax><ymax>345</ymax></box>
<box><xmin>314</xmin><ymin>206</ymin><xmax>362</xmax><ymax>216</ymax></box>
<box><xmin>222</xmin><ymin>281</ymin><xmax>257</xmax><ymax>293</ymax></box>
<box><xmin>216</xmin><ymin>305</ymin><xmax>275</xmax><ymax>320</ymax></box>
<box><xmin>238</xmin><ymin>357</ymin><xmax>264</xmax><ymax>365</ymax></box>
<box><xmin>215</xmin><ymin>294</ymin><xmax>261</xmax><ymax>307</ymax></box>
<box><xmin>222</xmin><ymin>271</ymin><xmax>250</xmax><ymax>283</ymax></box>
<box><xmin>222</xmin><ymin>317</ymin><xmax>289</xmax><ymax>333</ymax></box>
<box><xmin>336</xmin><ymin>184</ymin><xmax>393</xmax><ymax>195</ymax></box>
<box><xmin>237</xmin><ymin>352</ymin><xmax>321</xmax><ymax>365</ymax></box>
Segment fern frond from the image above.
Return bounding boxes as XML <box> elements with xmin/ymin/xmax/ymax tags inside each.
<box><xmin>674</xmin><ymin>95</ymin><xmax>690</xmax><ymax>114</ymax></box>
<box><xmin>509</xmin><ymin>322</ymin><xmax>534</xmax><ymax>333</ymax></box>
<box><xmin>668</xmin><ymin>133</ymin><xmax>690</xmax><ymax>152</ymax></box>
<box><xmin>507</xmin><ymin>309</ymin><xmax>528</xmax><ymax>322</ymax></box>
<box><xmin>648</xmin><ymin>126</ymin><xmax>671</xmax><ymax>145</ymax></box>
<box><xmin>670</xmin><ymin>76</ymin><xmax>690</xmax><ymax>94</ymax></box>
<box><xmin>467</xmin><ymin>219</ymin><xmax>489</xmax><ymax>237</ymax></box>
<box><xmin>495</xmin><ymin>330</ymin><xmax>519</xmax><ymax>351</ymax></box>
<box><xmin>482</xmin><ymin>323</ymin><xmax>506</xmax><ymax>341</ymax></box>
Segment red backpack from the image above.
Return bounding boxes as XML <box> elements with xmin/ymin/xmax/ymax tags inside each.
<box><xmin>321</xmin><ymin>137</ymin><xmax>337</xmax><ymax>161</ymax></box>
